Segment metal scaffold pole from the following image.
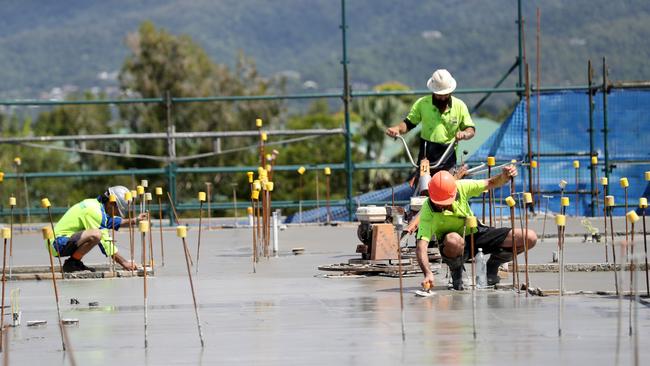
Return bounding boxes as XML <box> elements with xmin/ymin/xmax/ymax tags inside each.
<box><xmin>341</xmin><ymin>0</ymin><xmax>354</xmax><ymax>221</ymax></box>
<box><xmin>165</xmin><ymin>91</ymin><xmax>177</xmax><ymax>225</ymax></box>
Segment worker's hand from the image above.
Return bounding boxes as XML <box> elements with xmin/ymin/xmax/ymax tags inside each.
<box><xmin>119</xmin><ymin>259</ymin><xmax>139</xmax><ymax>271</ymax></box>
<box><xmin>421</xmin><ymin>273</ymin><xmax>435</xmax><ymax>289</ymax></box>
<box><xmin>405</xmin><ymin>222</ymin><xmax>418</xmax><ymax>235</ymax></box>
<box><xmin>455</xmin><ymin>130</ymin><xmax>468</xmax><ymax>141</ymax></box>
<box><xmin>385</xmin><ymin>126</ymin><xmax>400</xmax><ymax>138</ymax></box>
<box><xmin>136</xmin><ymin>213</ymin><xmax>148</xmax><ymax>223</ymax></box>
<box><xmin>501</xmin><ymin>164</ymin><xmax>518</xmax><ymax>179</ymax></box>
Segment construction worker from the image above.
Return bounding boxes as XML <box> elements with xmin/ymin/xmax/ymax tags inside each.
<box><xmin>49</xmin><ymin>185</ymin><xmax>145</xmax><ymax>272</ymax></box>
<box><xmin>415</xmin><ymin>167</ymin><xmax>537</xmax><ymax>290</ymax></box>
<box><xmin>385</xmin><ymin>69</ymin><xmax>475</xmax><ymax>177</ymax></box>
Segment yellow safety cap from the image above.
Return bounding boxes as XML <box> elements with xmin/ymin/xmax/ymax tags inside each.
<box><xmin>619</xmin><ymin>177</ymin><xmax>629</xmax><ymax>188</ymax></box>
<box><xmin>8</xmin><ymin>197</ymin><xmax>16</xmax><ymax>206</ymax></box>
<box><xmin>561</xmin><ymin>197</ymin><xmax>570</xmax><ymax>207</ymax></box>
<box><xmin>124</xmin><ymin>191</ymin><xmax>133</xmax><ymax>202</ymax></box>
<box><xmin>265</xmin><ymin>154</ymin><xmax>272</xmax><ymax>161</ymax></box>
<box><xmin>505</xmin><ymin>196</ymin><xmax>516</xmax><ymax>207</ymax></box>
<box><xmin>591</xmin><ymin>156</ymin><xmax>598</xmax><ymax>165</ymax></box>
<box><xmin>645</xmin><ymin>171</ymin><xmax>650</xmax><ymax>181</ymax></box>
<box><xmin>605</xmin><ymin>195</ymin><xmax>615</xmax><ymax>207</ymax></box>
<box><xmin>255</xmin><ymin>118</ymin><xmax>263</xmax><ymax>128</ymax></box>
<box><xmin>261</xmin><ymin>132</ymin><xmax>267</xmax><ymax>141</ymax></box>
<box><xmin>136</xmin><ymin>185</ymin><xmax>145</xmax><ymax>195</ymax></box>
<box><xmin>324</xmin><ymin>167</ymin><xmax>331</xmax><ymax>176</ymax></box>
<box><xmin>265</xmin><ymin>182</ymin><xmax>274</xmax><ymax>192</ymax></box>
<box><xmin>176</xmin><ymin>225</ymin><xmax>188</xmax><ymax>238</ymax></box>
<box><xmin>531</xmin><ymin>160</ymin><xmax>538</xmax><ymax>169</ymax></box>
<box><xmin>524</xmin><ymin>192</ymin><xmax>533</xmax><ymax>204</ymax></box>
<box><xmin>198</xmin><ymin>192</ymin><xmax>206</xmax><ymax>202</ymax></box>
<box><xmin>138</xmin><ymin>221</ymin><xmax>150</xmax><ymax>233</ymax></box>
<box><xmin>141</xmin><ymin>179</ymin><xmax>148</xmax><ymax>188</ymax></box>
<box><xmin>0</xmin><ymin>172</ymin><xmax>4</xmax><ymax>182</ymax></box>
<box><xmin>639</xmin><ymin>197</ymin><xmax>648</xmax><ymax>209</ymax></box>
<box><xmin>487</xmin><ymin>156</ymin><xmax>496</xmax><ymax>166</ymax></box>
<box><xmin>600</xmin><ymin>177</ymin><xmax>608</xmax><ymax>186</ymax></box>
<box><xmin>2</xmin><ymin>228</ymin><xmax>11</xmax><ymax>239</ymax></box>
<box><xmin>155</xmin><ymin>187</ymin><xmax>163</xmax><ymax>196</ymax></box>
<box><xmin>13</xmin><ymin>157</ymin><xmax>21</xmax><ymax>166</ymax></box>
<box><xmin>130</xmin><ymin>190</ymin><xmax>137</xmax><ymax>198</ymax></box>
<box><xmin>247</xmin><ymin>171</ymin><xmax>254</xmax><ymax>183</ymax></box>
<box><xmin>41</xmin><ymin>226</ymin><xmax>53</xmax><ymax>240</ymax></box>
<box><xmin>40</xmin><ymin>198</ymin><xmax>51</xmax><ymax>208</ymax></box>
<box><xmin>297</xmin><ymin>166</ymin><xmax>306</xmax><ymax>175</ymax></box>
<box><xmin>555</xmin><ymin>214</ymin><xmax>566</xmax><ymax>227</ymax></box>
<box><xmin>626</xmin><ymin>210</ymin><xmax>640</xmax><ymax>224</ymax></box>
<box><xmin>265</xmin><ymin>164</ymin><xmax>272</xmax><ymax>172</ymax></box>
<box><xmin>247</xmin><ymin>206</ymin><xmax>253</xmax><ymax>215</ymax></box>
<box><xmin>559</xmin><ymin>180</ymin><xmax>568</xmax><ymax>189</ymax></box>
<box><xmin>573</xmin><ymin>160</ymin><xmax>580</xmax><ymax>169</ymax></box>
<box><xmin>145</xmin><ymin>192</ymin><xmax>152</xmax><ymax>201</ymax></box>
<box><xmin>251</xmin><ymin>190</ymin><xmax>260</xmax><ymax>200</ymax></box>
<box><xmin>253</xmin><ymin>181</ymin><xmax>261</xmax><ymax>191</ymax></box>
<box><xmin>466</xmin><ymin>216</ymin><xmax>478</xmax><ymax>228</ymax></box>
<box><xmin>109</xmin><ymin>194</ymin><xmax>117</xmax><ymax>203</ymax></box>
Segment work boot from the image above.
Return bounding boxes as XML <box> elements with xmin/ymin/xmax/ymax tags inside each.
<box><xmin>63</xmin><ymin>258</ymin><xmax>96</xmax><ymax>273</ymax></box>
<box><xmin>486</xmin><ymin>249</ymin><xmax>513</xmax><ymax>286</ymax></box>
<box><xmin>443</xmin><ymin>255</ymin><xmax>465</xmax><ymax>290</ymax></box>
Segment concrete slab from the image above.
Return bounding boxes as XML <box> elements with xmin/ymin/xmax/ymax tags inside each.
<box><xmin>0</xmin><ymin>222</ymin><xmax>647</xmax><ymax>365</ymax></box>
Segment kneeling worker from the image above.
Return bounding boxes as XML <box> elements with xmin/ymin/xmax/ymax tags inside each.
<box><xmin>416</xmin><ymin>166</ymin><xmax>537</xmax><ymax>290</ymax></box>
<box><xmin>49</xmin><ymin>185</ymin><xmax>145</xmax><ymax>272</ymax></box>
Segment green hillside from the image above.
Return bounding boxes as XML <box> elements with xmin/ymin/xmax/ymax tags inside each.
<box><xmin>1</xmin><ymin>0</ymin><xmax>649</xmax><ymax>112</ymax></box>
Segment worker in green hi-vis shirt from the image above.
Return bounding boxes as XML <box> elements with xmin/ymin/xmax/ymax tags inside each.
<box><xmin>48</xmin><ymin>185</ymin><xmax>146</xmax><ymax>273</ymax></box>
<box><xmin>386</xmin><ymin>69</ymin><xmax>475</xmax><ymax>179</ymax></box>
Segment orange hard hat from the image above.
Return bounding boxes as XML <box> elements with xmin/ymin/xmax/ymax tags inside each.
<box><xmin>428</xmin><ymin>171</ymin><xmax>457</xmax><ymax>205</ymax></box>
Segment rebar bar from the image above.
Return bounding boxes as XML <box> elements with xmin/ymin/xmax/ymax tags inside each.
<box><xmin>181</xmin><ymin>237</ymin><xmax>205</xmax><ymax>347</ymax></box>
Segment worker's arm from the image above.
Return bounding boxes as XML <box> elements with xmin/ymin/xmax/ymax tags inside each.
<box><xmin>112</xmin><ymin>252</ymin><xmax>138</xmax><ymax>271</ymax></box>
<box><xmin>405</xmin><ymin>211</ymin><xmax>421</xmax><ymax>234</ymax></box>
<box><xmin>386</xmin><ymin>121</ymin><xmax>409</xmax><ymax>137</ymax></box>
<box><xmin>416</xmin><ymin>239</ymin><xmax>435</xmax><ymax>288</ymax></box>
<box><xmin>455</xmin><ymin>127</ymin><xmax>475</xmax><ymax>141</ymax></box>
<box><xmin>485</xmin><ymin>164</ymin><xmax>518</xmax><ymax>191</ymax></box>
<box><xmin>122</xmin><ymin>213</ymin><xmax>148</xmax><ymax>226</ymax></box>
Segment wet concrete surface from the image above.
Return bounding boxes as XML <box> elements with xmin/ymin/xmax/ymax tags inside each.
<box><xmin>1</xmin><ymin>221</ymin><xmax>648</xmax><ymax>365</ymax></box>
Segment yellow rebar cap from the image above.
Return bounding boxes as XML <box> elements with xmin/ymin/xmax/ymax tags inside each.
<box><xmin>619</xmin><ymin>177</ymin><xmax>629</xmax><ymax>188</ymax></box>
<box><xmin>555</xmin><ymin>214</ymin><xmax>566</xmax><ymax>226</ymax></box>
<box><xmin>41</xmin><ymin>226</ymin><xmax>53</xmax><ymax>240</ymax></box>
<box><xmin>523</xmin><ymin>192</ymin><xmax>533</xmax><ymax>204</ymax></box>
<box><xmin>600</xmin><ymin>177</ymin><xmax>608</xmax><ymax>186</ymax></box>
<box><xmin>591</xmin><ymin>156</ymin><xmax>598</xmax><ymax>165</ymax></box>
<box><xmin>505</xmin><ymin>196</ymin><xmax>516</xmax><ymax>207</ymax></box>
<box><xmin>0</xmin><ymin>172</ymin><xmax>4</xmax><ymax>182</ymax></box>
<box><xmin>155</xmin><ymin>187</ymin><xmax>163</xmax><ymax>196</ymax></box>
<box><xmin>141</xmin><ymin>179</ymin><xmax>148</xmax><ymax>188</ymax></box>
<box><xmin>559</xmin><ymin>180</ymin><xmax>568</xmax><ymax>189</ymax></box>
<box><xmin>605</xmin><ymin>195</ymin><xmax>615</xmax><ymax>207</ymax></box>
<box><xmin>466</xmin><ymin>216</ymin><xmax>478</xmax><ymax>228</ymax></box>
<box><xmin>109</xmin><ymin>194</ymin><xmax>117</xmax><ymax>203</ymax></box>
<box><xmin>561</xmin><ymin>197</ymin><xmax>570</xmax><ymax>207</ymax></box>
<box><xmin>198</xmin><ymin>192</ymin><xmax>206</xmax><ymax>202</ymax></box>
<box><xmin>247</xmin><ymin>206</ymin><xmax>253</xmax><ymax>215</ymax></box>
<box><xmin>573</xmin><ymin>160</ymin><xmax>580</xmax><ymax>169</ymax></box>
<box><xmin>139</xmin><ymin>221</ymin><xmax>150</xmax><ymax>233</ymax></box>
<box><xmin>255</xmin><ymin>118</ymin><xmax>263</xmax><ymax>128</ymax></box>
<box><xmin>645</xmin><ymin>171</ymin><xmax>650</xmax><ymax>181</ymax></box>
<box><xmin>8</xmin><ymin>197</ymin><xmax>16</xmax><ymax>206</ymax></box>
<box><xmin>145</xmin><ymin>193</ymin><xmax>152</xmax><ymax>201</ymax></box>
<box><xmin>639</xmin><ymin>197</ymin><xmax>648</xmax><ymax>209</ymax></box>
<box><xmin>251</xmin><ymin>190</ymin><xmax>260</xmax><ymax>200</ymax></box>
<box><xmin>626</xmin><ymin>210</ymin><xmax>640</xmax><ymax>224</ymax></box>
<box><xmin>130</xmin><ymin>190</ymin><xmax>137</xmax><ymax>199</ymax></box>
<box><xmin>324</xmin><ymin>167</ymin><xmax>331</xmax><ymax>176</ymax></box>
<box><xmin>136</xmin><ymin>185</ymin><xmax>145</xmax><ymax>195</ymax></box>
<box><xmin>531</xmin><ymin>160</ymin><xmax>538</xmax><ymax>168</ymax></box>
<box><xmin>247</xmin><ymin>171</ymin><xmax>254</xmax><ymax>183</ymax></box>
<box><xmin>13</xmin><ymin>157</ymin><xmax>21</xmax><ymax>166</ymax></box>
<box><xmin>297</xmin><ymin>166</ymin><xmax>306</xmax><ymax>175</ymax></box>
<box><xmin>487</xmin><ymin>156</ymin><xmax>495</xmax><ymax>166</ymax></box>
<box><xmin>176</xmin><ymin>225</ymin><xmax>188</xmax><ymax>238</ymax></box>
<box><xmin>253</xmin><ymin>180</ymin><xmax>262</xmax><ymax>191</ymax></box>
<box><xmin>261</xmin><ymin>132</ymin><xmax>267</xmax><ymax>142</ymax></box>
<box><xmin>124</xmin><ymin>191</ymin><xmax>133</xmax><ymax>202</ymax></box>
<box><xmin>40</xmin><ymin>198</ymin><xmax>51</xmax><ymax>208</ymax></box>
<box><xmin>265</xmin><ymin>182</ymin><xmax>274</xmax><ymax>192</ymax></box>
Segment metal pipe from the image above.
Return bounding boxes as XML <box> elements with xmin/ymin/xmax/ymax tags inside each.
<box><xmin>340</xmin><ymin>0</ymin><xmax>354</xmax><ymax>221</ymax></box>
<box><xmin>525</xmin><ymin>63</ymin><xmax>534</xmax><ymax>214</ymax></box>
<box><xmin>141</xmin><ymin>228</ymin><xmax>148</xmax><ymax>348</ymax></box>
<box><xmin>602</xmin><ymin>58</ymin><xmax>610</xmax><ymax>195</ymax></box>
<box><xmin>588</xmin><ymin>60</ymin><xmax>596</xmax><ymax>217</ymax></box>
<box><xmin>536</xmin><ymin>8</ymin><xmax>542</xmax><ymax>211</ymax></box>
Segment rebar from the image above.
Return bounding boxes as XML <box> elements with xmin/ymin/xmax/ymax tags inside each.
<box><xmin>46</xmin><ymin>207</ymin><xmax>65</xmax><ymax>278</ymax></box>
<box><xmin>196</xmin><ymin>201</ymin><xmax>203</xmax><ymax>274</ymax></box>
<box><xmin>142</xmin><ymin>229</ymin><xmax>148</xmax><ymax>348</ymax></box>
<box><xmin>609</xmin><ymin>206</ymin><xmax>619</xmax><ymax>295</ymax></box>
<box><xmin>45</xmin><ymin>238</ymin><xmax>68</xmax><ymax>353</ymax></box>
<box><xmin>158</xmin><ymin>196</ymin><xmax>165</xmax><ymax>266</ymax></box>
<box><xmin>642</xmin><ymin>207</ymin><xmax>649</xmax><ymax>296</ymax></box>
<box><xmin>1</xmin><ymin>238</ymin><xmax>7</xmax><ymax>352</ymax></box>
<box><xmin>181</xmin><ymin>237</ymin><xmax>205</xmax><ymax>347</ymax></box>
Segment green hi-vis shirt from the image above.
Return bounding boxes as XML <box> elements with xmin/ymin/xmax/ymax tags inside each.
<box><xmin>416</xmin><ymin>179</ymin><xmax>487</xmax><ymax>242</ymax></box>
<box><xmin>49</xmin><ymin>198</ymin><xmax>117</xmax><ymax>257</ymax></box>
<box><xmin>406</xmin><ymin>95</ymin><xmax>474</xmax><ymax>144</ymax></box>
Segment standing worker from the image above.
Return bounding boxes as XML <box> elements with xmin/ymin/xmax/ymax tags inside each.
<box><xmin>48</xmin><ymin>186</ymin><xmax>145</xmax><ymax>272</ymax></box>
<box><xmin>385</xmin><ymin>69</ymin><xmax>475</xmax><ymax>177</ymax></box>
<box><xmin>415</xmin><ymin>167</ymin><xmax>537</xmax><ymax>290</ymax></box>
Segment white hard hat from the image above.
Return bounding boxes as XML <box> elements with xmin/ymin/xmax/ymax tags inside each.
<box><xmin>106</xmin><ymin>185</ymin><xmax>130</xmax><ymax>217</ymax></box>
<box><xmin>426</xmin><ymin>69</ymin><xmax>457</xmax><ymax>95</ymax></box>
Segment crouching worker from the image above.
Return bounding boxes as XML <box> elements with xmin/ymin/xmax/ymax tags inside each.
<box><xmin>48</xmin><ymin>185</ymin><xmax>146</xmax><ymax>272</ymax></box>
<box><xmin>415</xmin><ymin>166</ymin><xmax>537</xmax><ymax>290</ymax></box>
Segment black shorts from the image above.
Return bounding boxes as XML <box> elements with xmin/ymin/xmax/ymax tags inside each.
<box><xmin>438</xmin><ymin>225</ymin><xmax>511</xmax><ymax>257</ymax></box>
<box><xmin>53</xmin><ymin>231</ymin><xmax>82</xmax><ymax>257</ymax></box>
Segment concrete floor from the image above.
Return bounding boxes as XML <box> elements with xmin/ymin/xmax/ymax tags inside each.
<box><xmin>1</xmin><ymin>218</ymin><xmax>649</xmax><ymax>365</ymax></box>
